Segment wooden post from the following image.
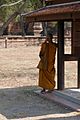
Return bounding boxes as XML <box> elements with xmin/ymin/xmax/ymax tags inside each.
<box><xmin>78</xmin><ymin>59</ymin><xmax>80</xmax><ymax>88</ymax></box>
<box><xmin>57</xmin><ymin>21</ymin><xmax>64</xmax><ymax>90</ymax></box>
<box><xmin>72</xmin><ymin>20</ymin><xmax>80</xmax><ymax>88</ymax></box>
<box><xmin>5</xmin><ymin>37</ymin><xmax>8</xmax><ymax>48</ymax></box>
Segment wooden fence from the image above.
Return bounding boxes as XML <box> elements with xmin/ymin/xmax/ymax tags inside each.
<box><xmin>0</xmin><ymin>35</ymin><xmax>71</xmax><ymax>48</ymax></box>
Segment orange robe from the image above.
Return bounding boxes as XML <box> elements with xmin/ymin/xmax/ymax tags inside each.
<box><xmin>37</xmin><ymin>42</ymin><xmax>57</xmax><ymax>90</ymax></box>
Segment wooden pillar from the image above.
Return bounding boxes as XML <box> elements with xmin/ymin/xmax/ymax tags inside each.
<box><xmin>72</xmin><ymin>19</ymin><xmax>80</xmax><ymax>88</ymax></box>
<box><xmin>57</xmin><ymin>21</ymin><xmax>64</xmax><ymax>90</ymax></box>
<box><xmin>78</xmin><ymin>60</ymin><xmax>80</xmax><ymax>88</ymax></box>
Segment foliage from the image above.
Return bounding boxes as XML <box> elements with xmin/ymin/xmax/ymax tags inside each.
<box><xmin>0</xmin><ymin>0</ymin><xmax>21</xmax><ymax>22</ymax></box>
<box><xmin>0</xmin><ymin>0</ymin><xmax>43</xmax><ymax>22</ymax></box>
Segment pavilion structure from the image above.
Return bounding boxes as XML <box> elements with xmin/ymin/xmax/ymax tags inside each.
<box><xmin>22</xmin><ymin>0</ymin><xmax>80</xmax><ymax>90</ymax></box>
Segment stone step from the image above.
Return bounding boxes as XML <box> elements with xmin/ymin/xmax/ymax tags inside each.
<box><xmin>34</xmin><ymin>90</ymin><xmax>80</xmax><ymax>112</ymax></box>
<box><xmin>54</xmin><ymin>90</ymin><xmax>80</xmax><ymax>105</ymax></box>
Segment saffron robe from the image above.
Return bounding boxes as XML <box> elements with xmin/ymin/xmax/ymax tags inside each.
<box><xmin>37</xmin><ymin>42</ymin><xmax>57</xmax><ymax>90</ymax></box>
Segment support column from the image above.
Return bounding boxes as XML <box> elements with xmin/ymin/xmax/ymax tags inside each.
<box><xmin>78</xmin><ymin>60</ymin><xmax>80</xmax><ymax>88</ymax></box>
<box><xmin>57</xmin><ymin>21</ymin><xmax>64</xmax><ymax>90</ymax></box>
<box><xmin>72</xmin><ymin>20</ymin><xmax>80</xmax><ymax>88</ymax></box>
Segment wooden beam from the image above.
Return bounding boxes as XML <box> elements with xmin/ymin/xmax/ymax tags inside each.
<box><xmin>57</xmin><ymin>21</ymin><xmax>64</xmax><ymax>90</ymax></box>
<box><xmin>73</xmin><ymin>12</ymin><xmax>80</xmax><ymax>19</ymax></box>
<box><xmin>25</xmin><ymin>13</ymin><xmax>73</xmax><ymax>22</ymax></box>
<box><xmin>64</xmin><ymin>54</ymin><xmax>78</xmax><ymax>61</ymax></box>
<box><xmin>78</xmin><ymin>60</ymin><xmax>80</xmax><ymax>88</ymax></box>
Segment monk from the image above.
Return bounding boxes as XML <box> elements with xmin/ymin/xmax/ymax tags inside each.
<box><xmin>37</xmin><ymin>33</ymin><xmax>58</xmax><ymax>93</ymax></box>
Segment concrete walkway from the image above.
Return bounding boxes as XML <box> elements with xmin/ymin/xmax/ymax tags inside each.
<box><xmin>60</xmin><ymin>88</ymin><xmax>80</xmax><ymax>100</ymax></box>
<box><xmin>35</xmin><ymin>89</ymin><xmax>80</xmax><ymax>112</ymax></box>
<box><xmin>0</xmin><ymin>88</ymin><xmax>80</xmax><ymax>120</ymax></box>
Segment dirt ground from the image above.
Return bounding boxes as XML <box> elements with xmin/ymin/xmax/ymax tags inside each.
<box><xmin>0</xmin><ymin>45</ymin><xmax>80</xmax><ymax>120</ymax></box>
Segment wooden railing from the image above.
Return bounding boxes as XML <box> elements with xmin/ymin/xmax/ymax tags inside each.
<box><xmin>0</xmin><ymin>35</ymin><xmax>71</xmax><ymax>48</ymax></box>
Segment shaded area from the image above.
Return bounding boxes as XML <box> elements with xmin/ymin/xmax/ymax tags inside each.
<box><xmin>61</xmin><ymin>88</ymin><xmax>80</xmax><ymax>100</ymax></box>
<box><xmin>0</xmin><ymin>86</ymin><xmax>79</xmax><ymax>120</ymax></box>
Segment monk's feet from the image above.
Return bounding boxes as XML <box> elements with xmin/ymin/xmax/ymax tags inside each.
<box><xmin>41</xmin><ymin>89</ymin><xmax>54</xmax><ymax>94</ymax></box>
<box><xmin>41</xmin><ymin>89</ymin><xmax>46</xmax><ymax>94</ymax></box>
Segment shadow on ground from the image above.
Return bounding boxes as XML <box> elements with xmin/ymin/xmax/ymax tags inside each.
<box><xmin>0</xmin><ymin>86</ymin><xmax>79</xmax><ymax>120</ymax></box>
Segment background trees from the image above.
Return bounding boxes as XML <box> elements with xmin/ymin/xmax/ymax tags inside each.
<box><xmin>0</xmin><ymin>0</ymin><xmax>43</xmax><ymax>35</ymax></box>
<box><xmin>0</xmin><ymin>0</ymin><xmax>43</xmax><ymax>22</ymax></box>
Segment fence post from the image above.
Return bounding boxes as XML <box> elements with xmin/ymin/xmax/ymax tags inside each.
<box><xmin>5</xmin><ymin>37</ymin><xmax>8</xmax><ymax>48</ymax></box>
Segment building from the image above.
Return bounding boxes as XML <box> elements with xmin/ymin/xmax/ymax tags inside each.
<box><xmin>22</xmin><ymin>0</ymin><xmax>80</xmax><ymax>89</ymax></box>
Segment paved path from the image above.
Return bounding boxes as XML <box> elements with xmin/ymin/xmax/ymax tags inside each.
<box><xmin>0</xmin><ymin>88</ymin><xmax>80</xmax><ymax>120</ymax></box>
<box><xmin>61</xmin><ymin>89</ymin><xmax>80</xmax><ymax>100</ymax></box>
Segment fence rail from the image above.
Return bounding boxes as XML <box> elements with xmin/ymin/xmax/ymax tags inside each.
<box><xmin>0</xmin><ymin>35</ymin><xmax>71</xmax><ymax>48</ymax></box>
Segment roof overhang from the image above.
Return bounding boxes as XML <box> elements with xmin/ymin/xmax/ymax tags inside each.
<box><xmin>22</xmin><ymin>1</ymin><xmax>80</xmax><ymax>22</ymax></box>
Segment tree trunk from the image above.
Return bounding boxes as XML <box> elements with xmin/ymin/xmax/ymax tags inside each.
<box><xmin>0</xmin><ymin>3</ymin><xmax>25</xmax><ymax>35</ymax></box>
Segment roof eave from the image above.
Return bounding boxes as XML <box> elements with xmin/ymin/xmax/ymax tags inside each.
<box><xmin>22</xmin><ymin>1</ymin><xmax>80</xmax><ymax>22</ymax></box>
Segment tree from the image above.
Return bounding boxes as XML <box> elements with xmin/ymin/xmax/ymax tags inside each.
<box><xmin>0</xmin><ymin>0</ymin><xmax>23</xmax><ymax>22</ymax></box>
<box><xmin>0</xmin><ymin>0</ymin><xmax>43</xmax><ymax>22</ymax></box>
<box><xmin>0</xmin><ymin>0</ymin><xmax>25</xmax><ymax>35</ymax></box>
<box><xmin>0</xmin><ymin>0</ymin><xmax>43</xmax><ymax>35</ymax></box>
